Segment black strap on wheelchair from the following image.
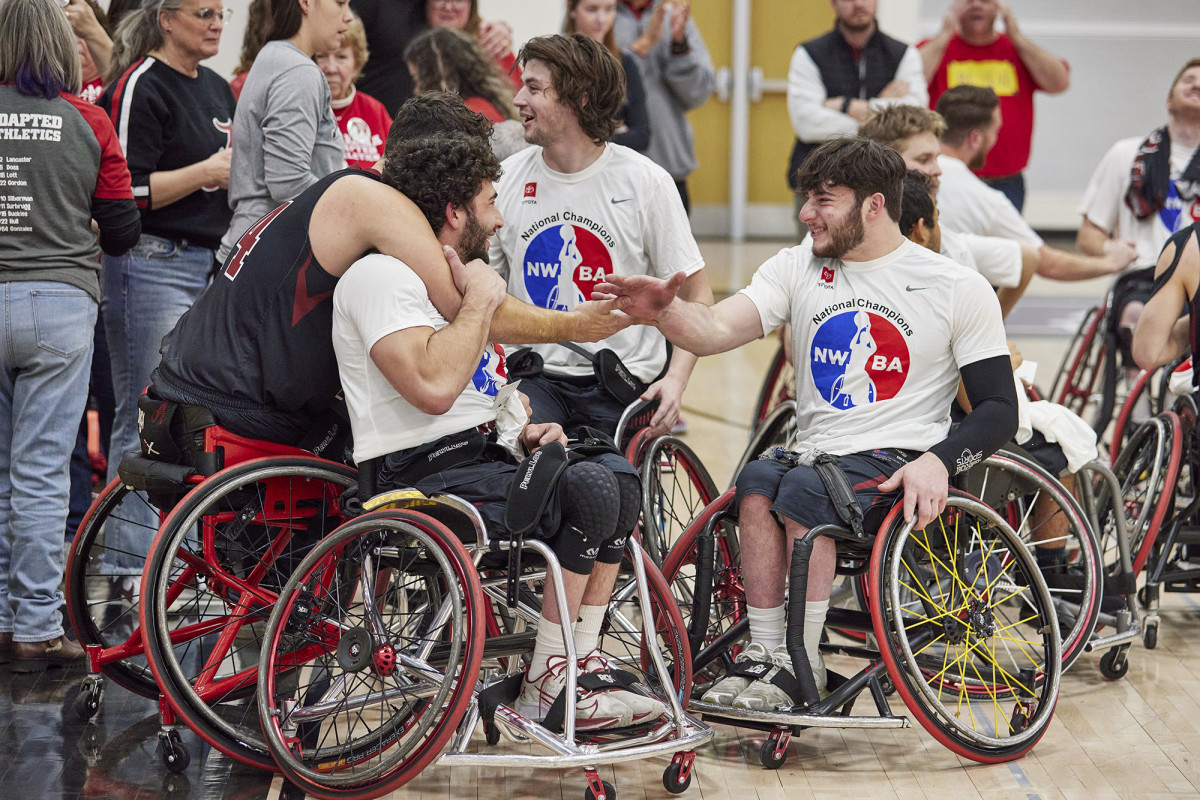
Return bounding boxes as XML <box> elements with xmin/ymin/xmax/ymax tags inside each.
<box><xmin>505</xmin><ymin>442</ymin><xmax>569</xmax><ymax>607</ymax></box>
<box><xmin>540</xmin><ymin>667</ymin><xmax>639</xmax><ymax>734</ymax></box>
<box><xmin>296</xmin><ymin>399</ymin><xmax>352</xmax><ymax>463</ymax></box>
<box><xmin>477</xmin><ymin>672</ymin><xmax>525</xmax><ymax>738</ymax></box>
<box><xmin>812</xmin><ymin>453</ymin><xmax>867</xmax><ymax>540</ymax></box>
<box><xmin>726</xmin><ymin>659</ymin><xmax>800</xmax><ymax>701</ymax></box>
<box><xmin>137</xmin><ymin>393</ymin><xmax>184</xmax><ymax>465</ymax></box>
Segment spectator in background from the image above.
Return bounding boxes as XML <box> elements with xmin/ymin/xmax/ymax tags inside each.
<box><xmin>1079</xmin><ymin>59</ymin><xmax>1200</xmax><ymax>266</ymax></box>
<box><xmin>65</xmin><ymin>0</ymin><xmax>113</xmax><ymax>100</ymax></box>
<box><xmin>349</xmin><ymin>0</ymin><xmax>425</xmax><ymax>114</ymax></box>
<box><xmin>405</xmin><ymin>26</ymin><xmax>516</xmax><ymax>123</ymax></box>
<box><xmin>99</xmin><ymin>0</ymin><xmax>236</xmax><ymax>589</ymax></box>
<box><xmin>786</xmin><ymin>0</ymin><xmax>926</xmax><ymax>240</ymax></box>
<box><xmin>614</xmin><ymin>0</ymin><xmax>715</xmax><ymax>215</ymax></box>
<box><xmin>106</xmin><ymin>0</ymin><xmax>141</xmax><ymax>29</ymax></box>
<box><xmin>229</xmin><ymin>0</ymin><xmax>272</xmax><ymax>100</ymax></box>
<box><xmin>426</xmin><ymin>0</ymin><xmax>521</xmax><ymax>91</ymax></box>
<box><xmin>920</xmin><ymin>0</ymin><xmax>1069</xmax><ymax>212</ymax></box>
<box><xmin>217</xmin><ymin>0</ymin><xmax>351</xmax><ymax>263</ymax></box>
<box><xmin>318</xmin><ymin>14</ymin><xmax>393</xmax><ymax>170</ymax></box>
<box><xmin>934</xmin><ymin>87</ymin><xmax>1136</xmax><ymax>282</ymax></box>
<box><xmin>0</xmin><ymin>0</ymin><xmax>139</xmax><ymax>671</ymax></box>
<box><xmin>566</xmin><ymin>0</ymin><xmax>650</xmax><ymax>152</ymax></box>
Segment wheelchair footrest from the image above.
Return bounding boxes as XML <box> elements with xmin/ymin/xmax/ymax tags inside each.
<box><xmin>690</xmin><ymin>699</ymin><xmax>909</xmax><ymax>730</ymax></box>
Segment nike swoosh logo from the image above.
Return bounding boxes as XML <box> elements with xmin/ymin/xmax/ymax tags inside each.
<box><xmin>905</xmin><ymin>285</ymin><xmax>928</xmax><ymax>292</ymax></box>
<box><xmin>611</xmin><ymin>197</ymin><xmax>632</xmax><ymax>204</ymax></box>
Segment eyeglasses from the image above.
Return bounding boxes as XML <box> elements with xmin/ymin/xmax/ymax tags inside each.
<box><xmin>429</xmin><ymin>0</ymin><xmax>470</xmax><ymax>7</ymax></box>
<box><xmin>188</xmin><ymin>7</ymin><xmax>234</xmax><ymax>23</ymax></box>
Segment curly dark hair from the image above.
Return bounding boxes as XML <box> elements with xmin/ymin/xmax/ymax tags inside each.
<box><xmin>795</xmin><ymin>137</ymin><xmax>906</xmax><ymax>222</ymax></box>
<box><xmin>385</xmin><ymin>92</ymin><xmax>494</xmax><ymax>160</ymax></box>
<box><xmin>381</xmin><ymin>132</ymin><xmax>502</xmax><ymax>235</ymax></box>
<box><xmin>518</xmin><ymin>33</ymin><xmax>624</xmax><ymax>145</ymax></box>
<box><xmin>405</xmin><ymin>27</ymin><xmax>516</xmax><ymax>120</ymax></box>
<box><xmin>899</xmin><ymin>170</ymin><xmax>936</xmax><ymax>237</ymax></box>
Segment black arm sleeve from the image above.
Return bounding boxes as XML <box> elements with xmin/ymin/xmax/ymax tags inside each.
<box><xmin>92</xmin><ymin>197</ymin><xmax>142</xmax><ymax>256</ymax></box>
<box><xmin>927</xmin><ymin>354</ymin><xmax>1018</xmax><ymax>475</ymax></box>
<box><xmin>614</xmin><ymin>51</ymin><xmax>651</xmax><ymax>152</ymax></box>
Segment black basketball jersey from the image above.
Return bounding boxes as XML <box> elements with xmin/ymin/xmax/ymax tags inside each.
<box><xmin>153</xmin><ymin>168</ymin><xmax>380</xmax><ymax>445</ymax></box>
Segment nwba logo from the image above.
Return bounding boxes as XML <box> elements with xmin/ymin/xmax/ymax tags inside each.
<box><xmin>810</xmin><ymin>310</ymin><xmax>909</xmax><ymax>410</ymax></box>
<box><xmin>471</xmin><ymin>345</ymin><xmax>506</xmax><ymax>397</ymax></box>
<box><xmin>523</xmin><ymin>224</ymin><xmax>613</xmax><ymax>311</ymax></box>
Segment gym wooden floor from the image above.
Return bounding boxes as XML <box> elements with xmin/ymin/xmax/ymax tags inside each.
<box><xmin>5</xmin><ymin>237</ymin><xmax>1195</xmax><ymax>800</ymax></box>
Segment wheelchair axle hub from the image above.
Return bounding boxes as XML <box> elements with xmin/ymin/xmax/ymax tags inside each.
<box><xmin>968</xmin><ymin>602</ymin><xmax>997</xmax><ymax>638</ymax></box>
<box><xmin>336</xmin><ymin>626</ymin><xmax>375</xmax><ymax>672</ymax></box>
<box><xmin>372</xmin><ymin>643</ymin><xmax>397</xmax><ymax>676</ymax></box>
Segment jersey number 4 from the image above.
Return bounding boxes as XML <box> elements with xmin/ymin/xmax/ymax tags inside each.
<box><xmin>224</xmin><ymin>202</ymin><xmax>293</xmax><ymax>281</ymax></box>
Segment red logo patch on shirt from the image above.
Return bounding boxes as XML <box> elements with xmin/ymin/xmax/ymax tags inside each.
<box><xmin>821</xmin><ymin>266</ymin><xmax>835</xmax><ymax>283</ymax></box>
<box><xmin>524</xmin><ymin>182</ymin><xmax>537</xmax><ymax>198</ymax></box>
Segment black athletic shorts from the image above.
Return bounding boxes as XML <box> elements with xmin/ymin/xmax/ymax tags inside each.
<box><xmin>734</xmin><ymin>449</ymin><xmax>912</xmax><ymax>531</ymax></box>
<box><xmin>520</xmin><ymin>373</ymin><xmax>628</xmax><ymax>439</ymax></box>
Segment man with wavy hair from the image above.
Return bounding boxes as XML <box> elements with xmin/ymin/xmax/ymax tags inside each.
<box><xmin>490</xmin><ymin>33</ymin><xmax>712</xmax><ymax>439</ymax></box>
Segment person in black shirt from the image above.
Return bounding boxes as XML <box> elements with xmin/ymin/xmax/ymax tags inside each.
<box><xmin>349</xmin><ymin>0</ymin><xmax>426</xmax><ymax>114</ymax></box>
<box><xmin>98</xmin><ymin>0</ymin><xmax>236</xmax><ymax>582</ymax></box>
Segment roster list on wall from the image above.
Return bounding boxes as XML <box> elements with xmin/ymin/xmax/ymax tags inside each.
<box><xmin>0</xmin><ymin>156</ymin><xmax>34</xmax><ymax>234</ymax></box>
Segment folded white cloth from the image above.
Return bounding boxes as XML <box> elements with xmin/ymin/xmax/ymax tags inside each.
<box><xmin>495</xmin><ymin>382</ymin><xmax>531</xmax><ymax>461</ymax></box>
<box><xmin>1014</xmin><ymin>373</ymin><xmax>1033</xmax><ymax>446</ymax></box>
<box><xmin>1024</xmin><ymin>400</ymin><xmax>1099</xmax><ymax>473</ymax></box>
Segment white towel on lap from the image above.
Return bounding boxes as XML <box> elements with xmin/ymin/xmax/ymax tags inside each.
<box><xmin>1024</xmin><ymin>400</ymin><xmax>1099</xmax><ymax>473</ymax></box>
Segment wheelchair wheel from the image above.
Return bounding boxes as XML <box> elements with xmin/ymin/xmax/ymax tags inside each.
<box><xmin>638</xmin><ymin>435</ymin><xmax>718</xmax><ymax>566</ymax></box>
<box><xmin>658</xmin><ymin>491</ymin><xmax>744</xmax><ymax>697</ymax></box>
<box><xmin>959</xmin><ymin>451</ymin><xmax>1102</xmax><ymax>673</ymax></box>
<box><xmin>1096</xmin><ymin>413</ymin><xmax>1182</xmax><ymax>575</ymax></box>
<box><xmin>64</xmin><ymin>477</ymin><xmax>164</xmax><ymax>699</ymax></box>
<box><xmin>751</xmin><ymin>342</ymin><xmax>795</xmax><ymax>429</ymax></box>
<box><xmin>1051</xmin><ymin>305</ymin><xmax>1106</xmax><ymax>417</ymax></box>
<box><xmin>869</xmin><ymin>490</ymin><xmax>1061</xmax><ymax>762</ymax></box>
<box><xmin>139</xmin><ymin>456</ymin><xmax>357</xmax><ymax>770</ymax></box>
<box><xmin>257</xmin><ymin>508</ymin><xmax>484</xmax><ymax>799</ymax></box>
<box><xmin>1110</xmin><ymin>368</ymin><xmax>1157</xmax><ymax>455</ymax></box>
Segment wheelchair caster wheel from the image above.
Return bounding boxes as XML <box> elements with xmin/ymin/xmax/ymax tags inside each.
<box><xmin>1144</xmin><ymin>623</ymin><xmax>1158</xmax><ymax>650</ymax></box>
<box><xmin>73</xmin><ymin>682</ymin><xmax>103</xmax><ymax>720</ymax></box>
<box><xmin>1099</xmin><ymin>648</ymin><xmax>1129</xmax><ymax>680</ymax></box>
<box><xmin>158</xmin><ymin>730</ymin><xmax>190</xmax><ymax>773</ymax></box>
<box><xmin>584</xmin><ymin>778</ymin><xmax>615</xmax><ymax>800</ymax></box>
<box><xmin>663</xmin><ymin>762</ymin><xmax>692</xmax><ymax>794</ymax></box>
<box><xmin>759</xmin><ymin>735</ymin><xmax>789</xmax><ymax>769</ymax></box>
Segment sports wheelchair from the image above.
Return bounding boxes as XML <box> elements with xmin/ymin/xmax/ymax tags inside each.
<box><xmin>1050</xmin><ymin>266</ymin><xmax>1157</xmax><ymax>440</ymax></box>
<box><xmin>659</xmin><ymin>483</ymin><xmax>1062</xmax><ymax>768</ymax></box>
<box><xmin>64</xmin><ymin>402</ymin><xmax>357</xmax><ymax>771</ymax></box>
<box><xmin>254</xmin><ymin>455</ymin><xmax>712</xmax><ymax>800</ymax></box>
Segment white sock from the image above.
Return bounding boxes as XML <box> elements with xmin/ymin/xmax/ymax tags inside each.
<box><xmin>574</xmin><ymin>604</ymin><xmax>607</xmax><ymax>657</ymax></box>
<box><xmin>803</xmin><ymin>599</ymin><xmax>829</xmax><ymax>675</ymax></box>
<box><xmin>527</xmin><ymin>613</ymin><xmax>570</xmax><ymax>679</ymax></box>
<box><xmin>747</xmin><ymin>603</ymin><xmax>786</xmax><ymax>651</ymax></box>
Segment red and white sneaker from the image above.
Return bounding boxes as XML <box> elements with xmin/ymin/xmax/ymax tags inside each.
<box><xmin>578</xmin><ymin>649</ymin><xmax>667</xmax><ymax>725</ymax></box>
<box><xmin>514</xmin><ymin>655</ymin><xmax>634</xmax><ymax>730</ymax></box>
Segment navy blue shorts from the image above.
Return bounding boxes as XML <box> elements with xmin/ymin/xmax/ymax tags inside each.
<box><xmin>734</xmin><ymin>449</ymin><xmax>911</xmax><ymax>531</ymax></box>
<box><xmin>520</xmin><ymin>373</ymin><xmax>627</xmax><ymax>439</ymax></box>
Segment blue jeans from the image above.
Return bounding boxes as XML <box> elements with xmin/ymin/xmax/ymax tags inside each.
<box><xmin>0</xmin><ymin>281</ymin><xmax>97</xmax><ymax>641</ymax></box>
<box><xmin>101</xmin><ymin>234</ymin><xmax>212</xmax><ymax>573</ymax></box>
<box><xmin>982</xmin><ymin>172</ymin><xmax>1026</xmax><ymax>213</ymax></box>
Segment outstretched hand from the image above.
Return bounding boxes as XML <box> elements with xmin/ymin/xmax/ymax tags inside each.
<box><xmin>592</xmin><ymin>272</ymin><xmax>685</xmax><ymax>323</ymax></box>
<box><xmin>877</xmin><ymin>453</ymin><xmax>949</xmax><ymax>531</ymax></box>
<box><xmin>573</xmin><ymin>297</ymin><xmax>634</xmax><ymax>342</ymax></box>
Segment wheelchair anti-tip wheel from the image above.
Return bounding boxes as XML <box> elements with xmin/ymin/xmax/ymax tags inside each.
<box><xmin>258</xmin><ymin>508</ymin><xmax>484</xmax><ymax>799</ymax></box>
<box><xmin>870</xmin><ymin>490</ymin><xmax>1062</xmax><ymax>762</ymax></box>
<box><xmin>140</xmin><ymin>456</ymin><xmax>357</xmax><ymax>770</ymax></box>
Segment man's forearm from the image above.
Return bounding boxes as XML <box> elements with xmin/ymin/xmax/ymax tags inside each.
<box><xmin>918</xmin><ymin>33</ymin><xmax>952</xmax><ymax>82</ymax></box>
<box><xmin>1010</xmin><ymin>33</ymin><xmax>1069</xmax><ymax>93</ymax></box>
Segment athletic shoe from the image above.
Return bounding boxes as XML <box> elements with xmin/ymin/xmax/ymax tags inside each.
<box><xmin>514</xmin><ymin>655</ymin><xmax>634</xmax><ymax>730</ymax></box>
<box><xmin>732</xmin><ymin>643</ymin><xmax>797</xmax><ymax>711</ymax></box>
<box><xmin>578</xmin><ymin>649</ymin><xmax>667</xmax><ymax>724</ymax></box>
<box><xmin>700</xmin><ymin>641</ymin><xmax>771</xmax><ymax>706</ymax></box>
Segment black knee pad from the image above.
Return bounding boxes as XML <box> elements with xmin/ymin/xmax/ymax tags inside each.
<box><xmin>553</xmin><ymin>462</ymin><xmax>620</xmax><ymax>573</ymax></box>
<box><xmin>614</xmin><ymin>472</ymin><xmax>640</xmax><ymax>538</ymax></box>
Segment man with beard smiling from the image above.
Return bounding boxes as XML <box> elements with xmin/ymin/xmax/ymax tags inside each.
<box><xmin>785</xmin><ymin>0</ymin><xmax>927</xmax><ymax>240</ymax></box>
<box><xmin>595</xmin><ymin>136</ymin><xmax>1016</xmax><ymax>705</ymax></box>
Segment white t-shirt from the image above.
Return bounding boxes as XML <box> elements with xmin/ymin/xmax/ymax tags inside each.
<box><xmin>941</xmin><ymin>228</ymin><xmax>1023</xmax><ymax>289</ymax></box>
<box><xmin>490</xmin><ymin>143</ymin><xmax>705</xmax><ymax>383</ymax></box>
<box><xmin>936</xmin><ymin>155</ymin><xmax>1044</xmax><ymax>248</ymax></box>
<box><xmin>738</xmin><ymin>238</ymin><xmax>1009</xmax><ymax>456</ymax></box>
<box><xmin>1079</xmin><ymin>136</ymin><xmax>1200</xmax><ymax>265</ymax></box>
<box><xmin>333</xmin><ymin>254</ymin><xmax>507</xmax><ymax>462</ymax></box>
